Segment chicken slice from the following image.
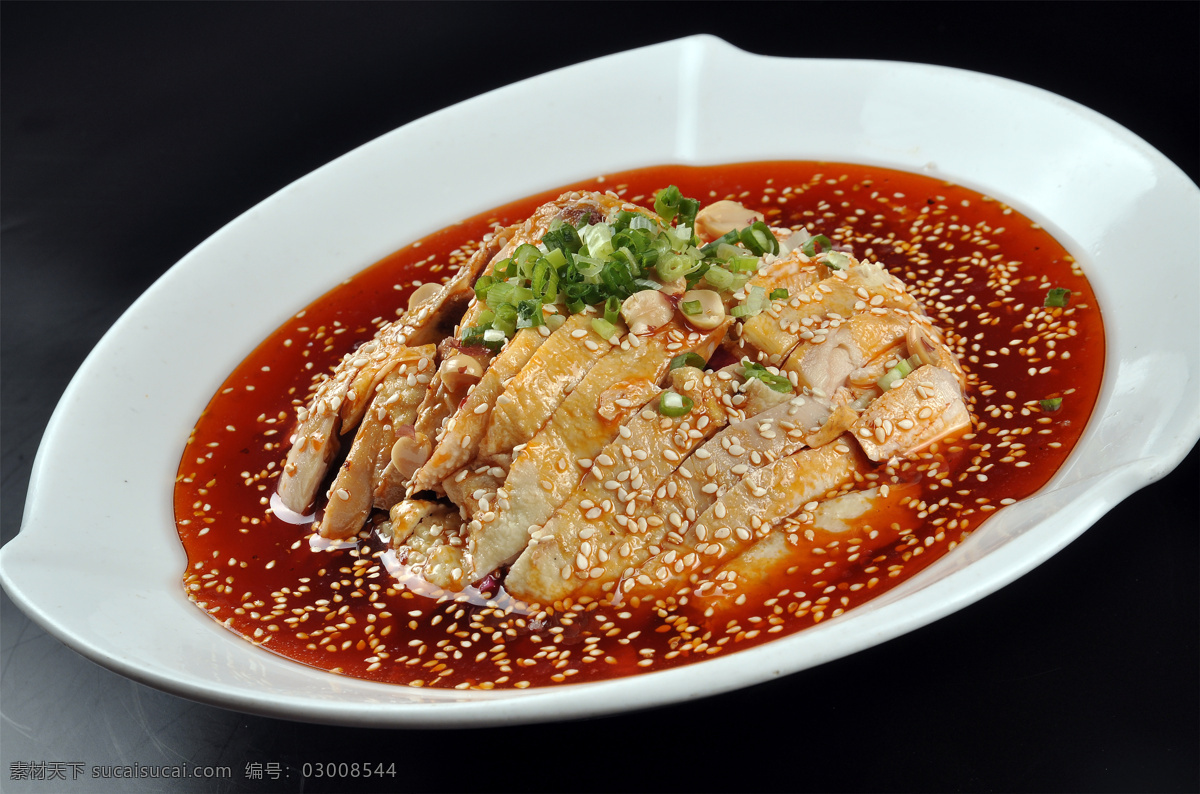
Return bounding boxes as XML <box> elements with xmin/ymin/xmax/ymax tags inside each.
<box><xmin>734</xmin><ymin>258</ymin><xmax>920</xmax><ymax>368</ymax></box>
<box><xmin>407</xmin><ymin>326</ymin><xmax>548</xmax><ymax>495</ymax></box>
<box><xmin>502</xmin><ymin>366</ymin><xmax>738</xmax><ymax>604</ymax></box>
<box><xmin>385</xmin><ymin>499</ymin><xmax>468</xmax><ymax>592</ymax></box>
<box><xmin>634</xmin><ymin>391</ymin><xmax>832</xmax><ymax>550</ymax></box>
<box><xmin>783</xmin><ymin>310</ymin><xmax>912</xmax><ymax>397</ymax></box>
<box><xmin>465</xmin><ymin>317</ymin><xmax>732</xmax><ymax>580</ymax></box>
<box><xmin>275</xmin><ymin>233</ymin><xmax>504</xmax><ymax>514</ymax></box>
<box><xmin>852</xmin><ymin>364</ymin><xmax>971</xmax><ymax>461</ymax></box>
<box><xmin>477</xmin><ymin>312</ymin><xmax>619</xmax><ymax>462</ymax></box>
<box><xmin>315</xmin><ymin>345</ymin><xmax>436</xmax><ymax>539</ymax></box>
<box><xmin>689</xmin><ymin>484</ymin><xmax>921</xmax><ymax>614</ymax></box>
<box><xmin>722</xmin><ymin>248</ymin><xmax>823</xmax><ymax>366</ymax></box>
<box><xmin>626</xmin><ymin>437</ymin><xmax>866</xmax><ymax>596</ymax></box>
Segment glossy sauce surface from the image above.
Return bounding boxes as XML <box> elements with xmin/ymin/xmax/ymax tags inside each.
<box><xmin>175</xmin><ymin>162</ymin><xmax>1103</xmax><ymax>689</ymax></box>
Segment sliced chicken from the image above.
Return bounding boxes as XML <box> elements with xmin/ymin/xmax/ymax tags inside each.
<box><xmin>406</xmin><ymin>327</ymin><xmax>547</xmax><ymax>495</ymax></box>
<box><xmin>852</xmin><ymin>364</ymin><xmax>971</xmax><ymax>461</ymax></box>
<box><xmin>502</xmin><ymin>366</ymin><xmax>739</xmax><ymax>604</ymax></box>
<box><xmin>315</xmin><ymin>344</ymin><xmax>436</xmax><ymax>539</ymax></box>
<box><xmin>477</xmin><ymin>312</ymin><xmax>619</xmax><ymax>462</ymax></box>
<box><xmin>689</xmin><ymin>483</ymin><xmax>921</xmax><ymax>614</ymax></box>
<box><xmin>734</xmin><ymin>258</ymin><xmax>920</xmax><ymax>368</ymax></box>
<box><xmin>386</xmin><ymin>499</ymin><xmax>469</xmax><ymax>591</ymax></box>
<box><xmin>784</xmin><ymin>310</ymin><xmax>912</xmax><ymax>398</ymax></box>
<box><xmin>276</xmin><ymin>232</ymin><xmax>505</xmax><ymax>514</ymax></box>
<box><xmin>465</xmin><ymin>317</ymin><xmax>732</xmax><ymax>580</ymax></box>
<box><xmin>624</xmin><ymin>437</ymin><xmax>866</xmax><ymax>596</ymax></box>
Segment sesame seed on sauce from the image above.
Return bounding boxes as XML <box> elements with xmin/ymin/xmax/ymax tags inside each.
<box><xmin>175</xmin><ymin>162</ymin><xmax>1102</xmax><ymax>690</ymax></box>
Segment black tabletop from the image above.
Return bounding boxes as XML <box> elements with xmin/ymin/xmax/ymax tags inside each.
<box><xmin>2</xmin><ymin>3</ymin><xmax>1197</xmax><ymax>792</ymax></box>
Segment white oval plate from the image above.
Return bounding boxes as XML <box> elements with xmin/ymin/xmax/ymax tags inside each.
<box><xmin>2</xmin><ymin>35</ymin><xmax>1196</xmax><ymax>728</ymax></box>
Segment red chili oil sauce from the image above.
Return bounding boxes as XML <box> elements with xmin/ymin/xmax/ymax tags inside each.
<box><xmin>174</xmin><ymin>162</ymin><xmax>1104</xmax><ymax>689</ymax></box>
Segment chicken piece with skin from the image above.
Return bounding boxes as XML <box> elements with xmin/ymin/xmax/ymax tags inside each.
<box><xmin>405</xmin><ymin>327</ymin><xmax>547</xmax><ymax>496</ymax></box>
<box><xmin>733</xmin><ymin>257</ymin><xmax>919</xmax><ymax>369</ymax></box>
<box><xmin>465</xmin><ymin>316</ymin><xmax>732</xmax><ymax>581</ymax></box>
<box><xmin>276</xmin><ymin>230</ymin><xmax>506</xmax><ymax>515</ymax></box>
<box><xmin>852</xmin><ymin>364</ymin><xmax>971</xmax><ymax>461</ymax></box>
<box><xmin>506</xmin><ymin>379</ymin><xmax>835</xmax><ymax>604</ymax></box>
<box><xmin>624</xmin><ymin>437</ymin><xmax>865</xmax><ymax>598</ymax></box>
<box><xmin>784</xmin><ymin>309</ymin><xmax>913</xmax><ymax>398</ymax></box>
<box><xmin>630</xmin><ymin>389</ymin><xmax>832</xmax><ymax>552</ymax></box>
<box><xmin>689</xmin><ymin>484</ymin><xmax>919</xmax><ymax>614</ymax></box>
<box><xmin>502</xmin><ymin>366</ymin><xmax>739</xmax><ymax>604</ymax></box>
<box><xmin>315</xmin><ymin>344</ymin><xmax>436</xmax><ymax>539</ymax></box>
<box><xmin>386</xmin><ymin>500</ymin><xmax>469</xmax><ymax>592</ymax></box>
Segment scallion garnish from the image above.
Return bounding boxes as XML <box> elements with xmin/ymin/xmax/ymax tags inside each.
<box><xmin>1044</xmin><ymin>287</ymin><xmax>1072</xmax><ymax>308</ymax></box>
<box><xmin>824</xmin><ymin>251</ymin><xmax>851</xmax><ymax>271</ymax></box>
<box><xmin>738</xmin><ymin>221</ymin><xmax>780</xmax><ymax>256</ymax></box>
<box><xmin>592</xmin><ymin>318</ymin><xmax>618</xmax><ymax>340</ymax></box>
<box><xmin>702</xmin><ymin>266</ymin><xmax>735</xmax><ymax>291</ymax></box>
<box><xmin>1040</xmin><ymin>397</ymin><xmax>1063</xmax><ymax>411</ymax></box>
<box><xmin>770</xmin><ymin>288</ymin><xmax>789</xmax><ymax>300</ymax></box>
<box><xmin>654</xmin><ymin>185</ymin><xmax>700</xmax><ymax>230</ymax></box>
<box><xmin>876</xmin><ymin>355</ymin><xmax>923</xmax><ymax>391</ymax></box>
<box><xmin>659</xmin><ymin>390</ymin><xmax>694</xmax><ymax>417</ymax></box>
<box><xmin>731</xmin><ymin>286</ymin><xmax>767</xmax><ymax>318</ymax></box>
<box><xmin>680</xmin><ymin>299</ymin><xmax>701</xmax><ymax>316</ymax></box>
<box><xmin>604</xmin><ymin>295</ymin><xmax>621</xmax><ymax>325</ymax></box>
<box><xmin>699</xmin><ymin>229</ymin><xmax>739</xmax><ymax>256</ymax></box>
<box><xmin>481</xmin><ymin>328</ymin><xmax>507</xmax><ymax>350</ymax></box>
<box><xmin>801</xmin><ymin>234</ymin><xmax>833</xmax><ymax>257</ymax></box>
<box><xmin>669</xmin><ymin>352</ymin><xmax>706</xmax><ymax>371</ymax></box>
<box><xmin>740</xmin><ymin>359</ymin><xmax>794</xmax><ymax>393</ymax></box>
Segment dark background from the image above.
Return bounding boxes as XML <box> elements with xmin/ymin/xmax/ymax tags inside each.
<box><xmin>2</xmin><ymin>3</ymin><xmax>1196</xmax><ymax>792</ymax></box>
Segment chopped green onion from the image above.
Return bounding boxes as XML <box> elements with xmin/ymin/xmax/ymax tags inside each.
<box><xmin>542</xmin><ymin>224</ymin><xmax>582</xmax><ymax>256</ymax></box>
<box><xmin>628</xmin><ymin>214</ymin><xmax>656</xmax><ymax>232</ymax></box>
<box><xmin>491</xmin><ymin>257</ymin><xmax>516</xmax><ymax>280</ymax></box>
<box><xmin>727</xmin><ymin>254</ymin><xmax>760</xmax><ymax>274</ymax></box>
<box><xmin>654</xmin><ymin>185</ymin><xmax>700</xmax><ymax>230</ymax></box>
<box><xmin>531</xmin><ymin>260</ymin><xmax>558</xmax><ymax>300</ymax></box>
<box><xmin>492</xmin><ymin>303</ymin><xmax>517</xmax><ymax>336</ymax></box>
<box><xmin>1044</xmin><ymin>287</ymin><xmax>1072</xmax><ymax>308</ymax></box>
<box><xmin>579</xmin><ymin>223</ymin><xmax>614</xmax><ymax>261</ymax></box>
<box><xmin>460</xmin><ymin>325</ymin><xmax>486</xmax><ymax>346</ymax></box>
<box><xmin>516</xmin><ymin>298</ymin><xmax>545</xmax><ymax>328</ymax></box>
<box><xmin>481</xmin><ymin>328</ymin><xmax>507</xmax><ymax>350</ymax></box>
<box><xmin>604</xmin><ymin>295</ymin><xmax>621</xmax><ymax>325</ymax></box>
<box><xmin>592</xmin><ymin>318</ymin><xmax>618</xmax><ymax>340</ymax></box>
<box><xmin>670</xmin><ymin>352</ymin><xmax>706</xmax><ymax>371</ymax></box>
<box><xmin>740</xmin><ymin>360</ymin><xmax>794</xmax><ymax>393</ymax></box>
<box><xmin>702</xmin><ymin>266</ymin><xmax>735</xmax><ymax>291</ymax></box>
<box><xmin>658</xmin><ymin>390</ymin><xmax>694</xmax><ymax>417</ymax></box>
<box><xmin>801</xmin><ymin>234</ymin><xmax>833</xmax><ymax>257</ymax></box>
<box><xmin>824</xmin><ymin>251</ymin><xmax>851</xmax><ymax>271</ymax></box>
<box><xmin>1040</xmin><ymin>397</ymin><xmax>1063</xmax><ymax>411</ymax></box>
<box><xmin>714</xmin><ymin>243</ymin><xmax>743</xmax><ymax>262</ymax></box>
<box><xmin>876</xmin><ymin>355</ymin><xmax>923</xmax><ymax>391</ymax></box>
<box><xmin>681</xmin><ymin>299</ymin><xmax>702</xmax><ymax>316</ymax></box>
<box><xmin>512</xmin><ymin>244</ymin><xmax>541</xmax><ymax>269</ymax></box>
<box><xmin>474</xmin><ymin>274</ymin><xmax>496</xmax><ymax>302</ymax></box>
<box><xmin>656</xmin><ymin>251</ymin><xmax>701</xmax><ymax>282</ymax></box>
<box><xmin>739</xmin><ymin>221</ymin><xmax>779</xmax><ymax>256</ymax></box>
<box><xmin>699</xmin><ymin>230</ymin><xmax>739</xmax><ymax>256</ymax></box>
<box><xmin>545</xmin><ymin>313</ymin><xmax>566</xmax><ymax>331</ymax></box>
<box><xmin>770</xmin><ymin>288</ymin><xmax>789</xmax><ymax>300</ymax></box>
<box><xmin>731</xmin><ymin>286</ymin><xmax>767</xmax><ymax>318</ymax></box>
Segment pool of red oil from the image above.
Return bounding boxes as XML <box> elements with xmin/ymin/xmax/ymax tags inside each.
<box><xmin>174</xmin><ymin>162</ymin><xmax>1103</xmax><ymax>689</ymax></box>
